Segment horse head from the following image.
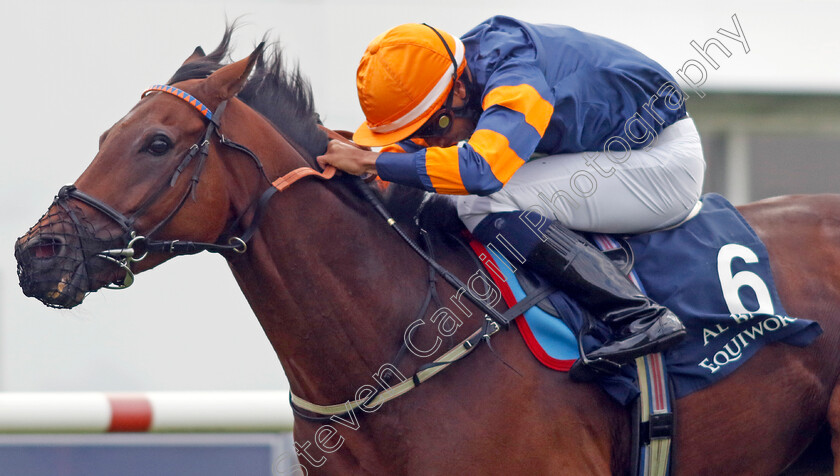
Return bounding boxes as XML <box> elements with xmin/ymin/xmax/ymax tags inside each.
<box><xmin>14</xmin><ymin>36</ymin><xmax>325</xmax><ymax>309</ymax></box>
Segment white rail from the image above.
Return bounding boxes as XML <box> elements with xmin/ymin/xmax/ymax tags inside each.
<box><xmin>0</xmin><ymin>391</ymin><xmax>294</xmax><ymax>433</ymax></box>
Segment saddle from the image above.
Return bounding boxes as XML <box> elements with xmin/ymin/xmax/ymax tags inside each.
<box><xmin>470</xmin><ymin>194</ymin><xmax>821</xmax><ymax>403</ymax></box>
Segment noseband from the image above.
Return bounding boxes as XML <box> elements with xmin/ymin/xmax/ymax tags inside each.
<box><xmin>55</xmin><ymin>84</ymin><xmax>334</xmax><ymax>289</ymax></box>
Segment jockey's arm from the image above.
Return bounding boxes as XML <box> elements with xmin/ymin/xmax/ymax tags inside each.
<box><xmin>319</xmin><ymin>65</ymin><xmax>555</xmax><ymax>195</ymax></box>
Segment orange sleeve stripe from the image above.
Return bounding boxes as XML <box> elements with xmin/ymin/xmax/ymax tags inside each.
<box><xmin>482</xmin><ymin>84</ymin><xmax>554</xmax><ymax>135</ymax></box>
<box><xmin>468</xmin><ymin>129</ymin><xmax>526</xmax><ymax>185</ymax></box>
<box><xmin>423</xmin><ymin>131</ymin><xmax>526</xmax><ymax>194</ymax></box>
<box><xmin>424</xmin><ymin>147</ymin><xmax>470</xmax><ymax>195</ymax></box>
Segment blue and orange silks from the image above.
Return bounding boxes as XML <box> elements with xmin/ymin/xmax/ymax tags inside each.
<box><xmin>376</xmin><ymin>15</ymin><xmax>687</xmax><ymax>196</ymax></box>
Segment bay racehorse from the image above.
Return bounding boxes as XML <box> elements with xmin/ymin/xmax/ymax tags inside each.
<box><xmin>13</xmin><ymin>29</ymin><xmax>840</xmax><ymax>475</ymax></box>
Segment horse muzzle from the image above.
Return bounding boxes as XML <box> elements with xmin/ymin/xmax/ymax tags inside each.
<box><xmin>14</xmin><ymin>198</ymin><xmax>129</xmax><ymax>309</ymax></box>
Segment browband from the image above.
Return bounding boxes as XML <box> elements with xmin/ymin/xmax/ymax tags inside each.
<box><xmin>142</xmin><ymin>84</ymin><xmax>214</xmax><ymax>121</ymax></box>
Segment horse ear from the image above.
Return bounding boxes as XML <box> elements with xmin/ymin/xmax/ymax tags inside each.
<box><xmin>203</xmin><ymin>42</ymin><xmax>265</xmax><ymax>100</ymax></box>
<box><xmin>182</xmin><ymin>46</ymin><xmax>206</xmax><ymax>66</ymax></box>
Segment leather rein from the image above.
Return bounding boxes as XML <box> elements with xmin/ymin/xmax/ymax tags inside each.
<box><xmin>57</xmin><ymin>84</ymin><xmax>335</xmax><ymax>288</ymax></box>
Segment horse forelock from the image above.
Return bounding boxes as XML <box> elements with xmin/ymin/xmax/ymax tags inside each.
<box><xmin>167</xmin><ymin>24</ymin><xmax>328</xmax><ymax>163</ymax></box>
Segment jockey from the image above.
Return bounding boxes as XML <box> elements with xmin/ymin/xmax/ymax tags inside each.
<box><xmin>317</xmin><ymin>16</ymin><xmax>705</xmax><ymax>371</ymax></box>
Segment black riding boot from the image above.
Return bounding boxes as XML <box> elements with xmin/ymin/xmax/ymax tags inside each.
<box><xmin>526</xmin><ymin>221</ymin><xmax>686</xmax><ymax>365</ymax></box>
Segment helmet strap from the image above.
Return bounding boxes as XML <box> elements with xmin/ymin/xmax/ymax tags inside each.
<box><xmin>409</xmin><ymin>24</ymin><xmax>480</xmax><ymax>139</ymax></box>
<box><xmin>422</xmin><ymin>23</ymin><xmax>459</xmax><ymax>113</ymax></box>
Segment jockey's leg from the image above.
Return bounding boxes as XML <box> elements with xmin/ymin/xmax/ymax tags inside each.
<box><xmin>457</xmin><ymin>118</ymin><xmax>705</xmax><ymax>234</ymax></box>
<box><xmin>459</xmin><ymin>118</ymin><xmax>705</xmax><ymax>364</ymax></box>
<box><xmin>472</xmin><ymin>211</ymin><xmax>686</xmax><ymax>364</ymax></box>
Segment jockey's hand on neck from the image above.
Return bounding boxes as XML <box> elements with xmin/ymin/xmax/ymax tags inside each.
<box><xmin>317</xmin><ymin>140</ymin><xmax>379</xmax><ymax>176</ymax></box>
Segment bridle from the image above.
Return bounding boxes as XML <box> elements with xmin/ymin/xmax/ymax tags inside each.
<box><xmin>55</xmin><ymin>83</ymin><xmax>334</xmax><ymax>289</ymax></box>
<box><xmin>50</xmin><ymin>80</ymin><xmax>524</xmax><ymax>420</ymax></box>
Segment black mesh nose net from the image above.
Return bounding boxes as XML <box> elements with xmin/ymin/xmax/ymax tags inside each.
<box><xmin>15</xmin><ymin>195</ymin><xmax>125</xmax><ymax>309</ymax></box>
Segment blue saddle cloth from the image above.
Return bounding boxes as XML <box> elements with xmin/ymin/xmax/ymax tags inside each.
<box><xmin>490</xmin><ymin>193</ymin><xmax>822</xmax><ymax>404</ymax></box>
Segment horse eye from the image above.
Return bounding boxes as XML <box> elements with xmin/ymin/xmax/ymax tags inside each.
<box><xmin>147</xmin><ymin>136</ymin><xmax>171</xmax><ymax>156</ymax></box>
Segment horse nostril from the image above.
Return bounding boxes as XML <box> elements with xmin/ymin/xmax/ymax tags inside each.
<box><xmin>26</xmin><ymin>236</ymin><xmax>67</xmax><ymax>259</ymax></box>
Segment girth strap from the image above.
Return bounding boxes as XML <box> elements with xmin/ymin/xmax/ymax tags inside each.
<box><xmin>634</xmin><ymin>353</ymin><xmax>675</xmax><ymax>476</ymax></box>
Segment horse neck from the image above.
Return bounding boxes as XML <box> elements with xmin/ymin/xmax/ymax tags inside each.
<box><xmin>218</xmin><ymin>106</ymin><xmax>435</xmax><ymax>404</ymax></box>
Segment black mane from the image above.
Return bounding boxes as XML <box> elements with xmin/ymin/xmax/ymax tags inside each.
<box><xmin>167</xmin><ymin>26</ymin><xmax>328</xmax><ymax>160</ymax></box>
<box><xmin>168</xmin><ymin>26</ymin><xmax>460</xmax><ymax>237</ymax></box>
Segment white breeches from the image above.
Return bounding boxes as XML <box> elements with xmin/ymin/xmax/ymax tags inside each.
<box><xmin>456</xmin><ymin>118</ymin><xmax>706</xmax><ymax>234</ymax></box>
